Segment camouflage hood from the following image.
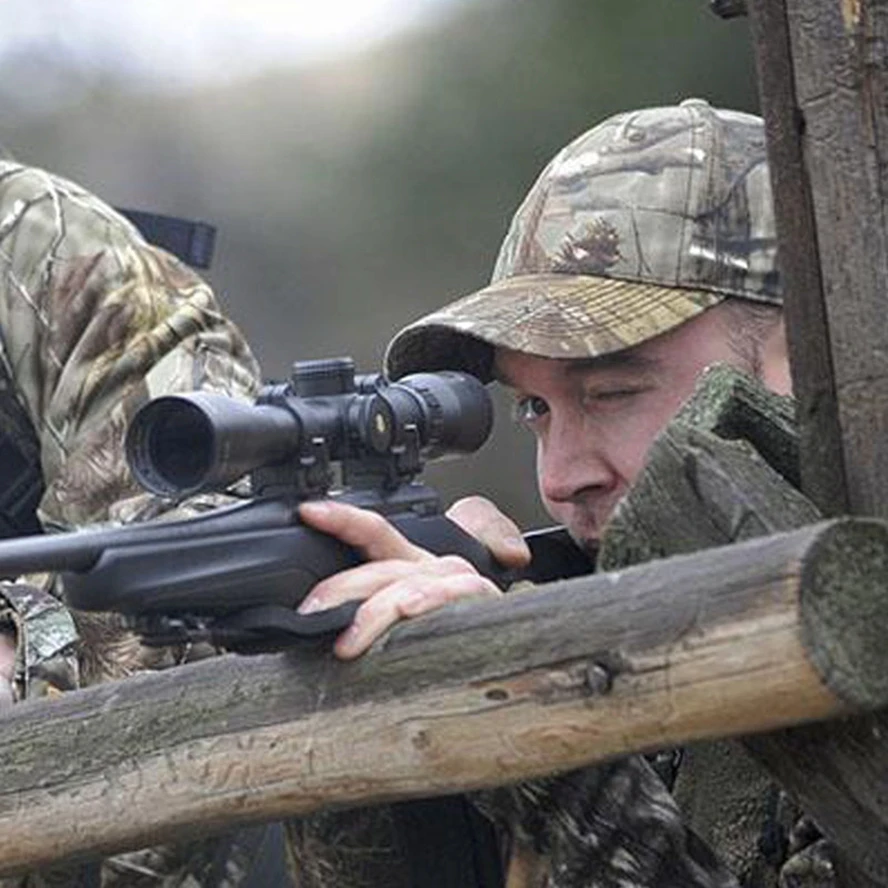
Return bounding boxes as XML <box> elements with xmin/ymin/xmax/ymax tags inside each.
<box><xmin>385</xmin><ymin>99</ymin><xmax>780</xmax><ymax>382</ymax></box>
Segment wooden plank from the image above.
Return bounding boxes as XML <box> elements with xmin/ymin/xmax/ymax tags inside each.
<box><xmin>709</xmin><ymin>2</ymin><xmax>888</xmax><ymax>872</ymax></box>
<box><xmin>746</xmin><ymin>0</ymin><xmax>888</xmax><ymax>519</ymax></box>
<box><xmin>744</xmin><ymin>0</ymin><xmax>850</xmax><ymax>516</ymax></box>
<box><xmin>0</xmin><ymin>516</ymin><xmax>886</xmax><ymax>874</ymax></box>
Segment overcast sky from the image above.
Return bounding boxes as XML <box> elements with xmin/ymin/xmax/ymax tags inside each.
<box><xmin>0</xmin><ymin>0</ymin><xmax>460</xmax><ymax>91</ymax></box>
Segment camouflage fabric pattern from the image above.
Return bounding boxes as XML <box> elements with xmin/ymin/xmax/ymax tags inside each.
<box><xmin>284</xmin><ymin>806</ymin><xmax>412</xmax><ymax>888</ymax></box>
<box><xmin>278</xmin><ymin>758</ymin><xmax>839</xmax><ymax>888</ymax></box>
<box><xmin>280</xmin><ymin>758</ymin><xmax>738</xmax><ymax>888</ymax></box>
<box><xmin>0</xmin><ymin>160</ymin><xmax>269</xmax><ymax>887</ymax></box>
<box><xmin>474</xmin><ymin>757</ymin><xmax>739</xmax><ymax>888</ymax></box>
<box><xmin>0</xmin><ymin>580</ymin><xmax>79</xmax><ymax>701</ymax></box>
<box><xmin>385</xmin><ymin>99</ymin><xmax>780</xmax><ymax>381</ymax></box>
<box><xmin>0</xmin><ymin>161</ymin><xmax>259</xmax><ymax>531</ymax></box>
<box><xmin>0</xmin><ymin>159</ymin><xmax>261</xmax><ymax>693</ymax></box>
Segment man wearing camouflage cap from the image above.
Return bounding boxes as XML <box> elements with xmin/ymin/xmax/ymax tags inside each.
<box><xmin>0</xmin><ymin>159</ymin><xmax>297</xmax><ymax>886</ymax></box>
<box><xmin>295</xmin><ymin>101</ymin><xmax>835</xmax><ymax>886</ymax></box>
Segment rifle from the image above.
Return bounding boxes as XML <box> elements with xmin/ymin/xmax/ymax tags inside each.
<box><xmin>0</xmin><ymin>357</ymin><xmax>593</xmax><ymax>653</ymax></box>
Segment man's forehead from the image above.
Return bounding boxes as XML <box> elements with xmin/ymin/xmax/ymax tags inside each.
<box><xmin>492</xmin><ymin>346</ymin><xmax>660</xmax><ymax>387</ymax></box>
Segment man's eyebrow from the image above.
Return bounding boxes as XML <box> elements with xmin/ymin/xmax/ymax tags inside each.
<box><xmin>493</xmin><ymin>351</ymin><xmax>659</xmax><ymax>386</ymax></box>
<box><xmin>563</xmin><ymin>351</ymin><xmax>660</xmax><ymax>375</ymax></box>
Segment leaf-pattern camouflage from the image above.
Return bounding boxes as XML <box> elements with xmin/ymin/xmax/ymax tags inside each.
<box><xmin>473</xmin><ymin>758</ymin><xmax>740</xmax><ymax>888</ymax></box>
<box><xmin>0</xmin><ymin>580</ymin><xmax>78</xmax><ymax>699</ymax></box>
<box><xmin>281</xmin><ymin>756</ymin><xmax>741</xmax><ymax>888</ymax></box>
<box><xmin>0</xmin><ymin>160</ymin><xmax>281</xmax><ymax>887</ymax></box>
<box><xmin>384</xmin><ymin>99</ymin><xmax>780</xmax><ymax>381</ymax></box>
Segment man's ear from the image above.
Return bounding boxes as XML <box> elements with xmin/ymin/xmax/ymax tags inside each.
<box><xmin>760</xmin><ymin>316</ymin><xmax>792</xmax><ymax>396</ymax></box>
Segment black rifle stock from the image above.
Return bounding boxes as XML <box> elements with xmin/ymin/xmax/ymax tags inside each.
<box><xmin>0</xmin><ymin>358</ymin><xmax>594</xmax><ymax>652</ymax></box>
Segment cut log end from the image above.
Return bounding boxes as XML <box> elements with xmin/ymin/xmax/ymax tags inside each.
<box><xmin>801</xmin><ymin>519</ymin><xmax>888</xmax><ymax>708</ymax></box>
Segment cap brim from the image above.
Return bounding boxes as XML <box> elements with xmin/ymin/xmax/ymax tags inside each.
<box><xmin>385</xmin><ymin>273</ymin><xmax>725</xmax><ymax>381</ymax></box>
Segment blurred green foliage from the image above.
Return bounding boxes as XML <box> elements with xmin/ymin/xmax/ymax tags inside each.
<box><xmin>1</xmin><ymin>0</ymin><xmax>758</xmax><ymax>526</ymax></box>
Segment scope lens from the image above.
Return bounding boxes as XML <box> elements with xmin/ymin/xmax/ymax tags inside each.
<box><xmin>127</xmin><ymin>399</ymin><xmax>215</xmax><ymax>496</ymax></box>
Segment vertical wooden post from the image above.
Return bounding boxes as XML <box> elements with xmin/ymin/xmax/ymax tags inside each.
<box><xmin>746</xmin><ymin>0</ymin><xmax>888</xmax><ymax>519</ymax></box>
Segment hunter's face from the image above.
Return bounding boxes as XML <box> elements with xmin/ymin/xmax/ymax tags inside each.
<box><xmin>494</xmin><ymin>304</ymin><xmax>774</xmax><ymax>553</ymax></box>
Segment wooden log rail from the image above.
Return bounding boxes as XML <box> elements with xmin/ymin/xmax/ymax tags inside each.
<box><xmin>2</xmin><ymin>517</ymin><xmax>888</xmax><ymax>873</ymax></box>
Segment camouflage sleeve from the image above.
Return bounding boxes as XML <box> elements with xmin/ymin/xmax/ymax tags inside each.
<box><xmin>0</xmin><ymin>160</ymin><xmax>259</xmax><ymax>529</ymax></box>
<box><xmin>473</xmin><ymin>756</ymin><xmax>739</xmax><ymax>888</ymax></box>
<box><xmin>0</xmin><ymin>159</ymin><xmax>261</xmax><ymax>691</ymax></box>
<box><xmin>0</xmin><ymin>579</ymin><xmax>79</xmax><ymax>702</ymax></box>
<box><xmin>777</xmin><ymin>808</ymin><xmax>838</xmax><ymax>888</ymax></box>
<box><xmin>0</xmin><ymin>162</ymin><xmax>271</xmax><ymax>886</ymax></box>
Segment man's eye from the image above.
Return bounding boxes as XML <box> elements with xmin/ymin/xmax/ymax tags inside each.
<box><xmin>513</xmin><ymin>395</ymin><xmax>549</xmax><ymax>425</ymax></box>
<box><xmin>589</xmin><ymin>387</ymin><xmax>647</xmax><ymax>403</ymax></box>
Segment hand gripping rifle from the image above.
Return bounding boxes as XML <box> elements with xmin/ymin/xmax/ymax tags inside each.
<box><xmin>0</xmin><ymin>358</ymin><xmax>593</xmax><ymax>652</ymax></box>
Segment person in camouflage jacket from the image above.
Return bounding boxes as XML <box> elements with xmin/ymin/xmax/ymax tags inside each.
<box><xmin>286</xmin><ymin>101</ymin><xmax>841</xmax><ymax>887</ymax></box>
<box><xmin>0</xmin><ymin>159</ymin><xmax>293</xmax><ymax>887</ymax></box>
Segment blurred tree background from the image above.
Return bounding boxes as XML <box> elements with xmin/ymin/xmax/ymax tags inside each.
<box><xmin>0</xmin><ymin>0</ymin><xmax>758</xmax><ymax>527</ymax></box>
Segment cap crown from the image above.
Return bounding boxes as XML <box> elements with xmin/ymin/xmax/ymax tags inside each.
<box><xmin>491</xmin><ymin>99</ymin><xmax>780</xmax><ymax>303</ymax></box>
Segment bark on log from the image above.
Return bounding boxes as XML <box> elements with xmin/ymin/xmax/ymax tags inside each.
<box><xmin>1</xmin><ymin>515</ymin><xmax>887</xmax><ymax>873</ymax></box>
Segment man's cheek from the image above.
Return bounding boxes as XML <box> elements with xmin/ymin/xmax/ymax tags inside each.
<box><xmin>621</xmin><ymin>411</ymin><xmax>677</xmax><ymax>485</ymax></box>
<box><xmin>616</xmin><ymin>437</ymin><xmax>654</xmax><ymax>488</ymax></box>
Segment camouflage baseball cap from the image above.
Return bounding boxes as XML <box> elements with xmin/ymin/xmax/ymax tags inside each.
<box><xmin>385</xmin><ymin>99</ymin><xmax>780</xmax><ymax>382</ymax></box>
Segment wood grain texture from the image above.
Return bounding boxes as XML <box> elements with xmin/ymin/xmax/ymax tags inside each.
<box><xmin>731</xmin><ymin>1</ymin><xmax>888</xmax><ymax>871</ymax></box>
<box><xmin>748</xmin><ymin>0</ymin><xmax>888</xmax><ymax>520</ymax></box>
<box><xmin>746</xmin><ymin>0</ymin><xmax>850</xmax><ymax>516</ymax></box>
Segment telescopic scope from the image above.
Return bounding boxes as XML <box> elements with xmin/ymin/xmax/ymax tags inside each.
<box><xmin>125</xmin><ymin>358</ymin><xmax>493</xmax><ymax>498</ymax></box>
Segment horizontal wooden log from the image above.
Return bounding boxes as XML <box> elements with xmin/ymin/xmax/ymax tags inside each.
<box><xmin>2</xmin><ymin>518</ymin><xmax>888</xmax><ymax>873</ymax></box>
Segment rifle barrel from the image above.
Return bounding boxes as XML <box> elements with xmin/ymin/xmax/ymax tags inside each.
<box><xmin>0</xmin><ymin>530</ymin><xmax>106</xmax><ymax>579</ymax></box>
<box><xmin>0</xmin><ymin>498</ymin><xmax>297</xmax><ymax>582</ymax></box>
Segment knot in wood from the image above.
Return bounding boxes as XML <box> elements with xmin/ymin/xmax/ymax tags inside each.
<box><xmin>584</xmin><ymin>662</ymin><xmax>613</xmax><ymax>695</ymax></box>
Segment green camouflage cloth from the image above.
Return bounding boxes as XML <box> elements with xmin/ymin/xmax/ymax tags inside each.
<box><xmin>280</xmin><ymin>756</ymin><xmax>756</xmax><ymax>888</ymax></box>
<box><xmin>385</xmin><ymin>99</ymin><xmax>780</xmax><ymax>381</ymax></box>
<box><xmin>0</xmin><ymin>160</ymin><xmax>275</xmax><ymax>887</ymax></box>
<box><xmin>473</xmin><ymin>758</ymin><xmax>739</xmax><ymax>888</ymax></box>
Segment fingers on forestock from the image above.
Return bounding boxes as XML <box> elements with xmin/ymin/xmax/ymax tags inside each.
<box><xmin>335</xmin><ymin>566</ymin><xmax>501</xmax><ymax>659</ymax></box>
<box><xmin>298</xmin><ymin>500</ymin><xmax>433</xmax><ymax>562</ymax></box>
<box><xmin>300</xmin><ymin>559</ymin><xmax>425</xmax><ymax>612</ymax></box>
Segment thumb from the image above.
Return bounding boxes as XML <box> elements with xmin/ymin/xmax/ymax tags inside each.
<box><xmin>446</xmin><ymin>496</ymin><xmax>531</xmax><ymax>569</ymax></box>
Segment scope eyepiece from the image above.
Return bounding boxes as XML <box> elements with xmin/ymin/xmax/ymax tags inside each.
<box><xmin>384</xmin><ymin>371</ymin><xmax>493</xmax><ymax>458</ymax></box>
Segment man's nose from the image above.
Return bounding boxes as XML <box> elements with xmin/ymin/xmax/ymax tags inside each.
<box><xmin>538</xmin><ymin>427</ymin><xmax>615</xmax><ymax>503</ymax></box>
